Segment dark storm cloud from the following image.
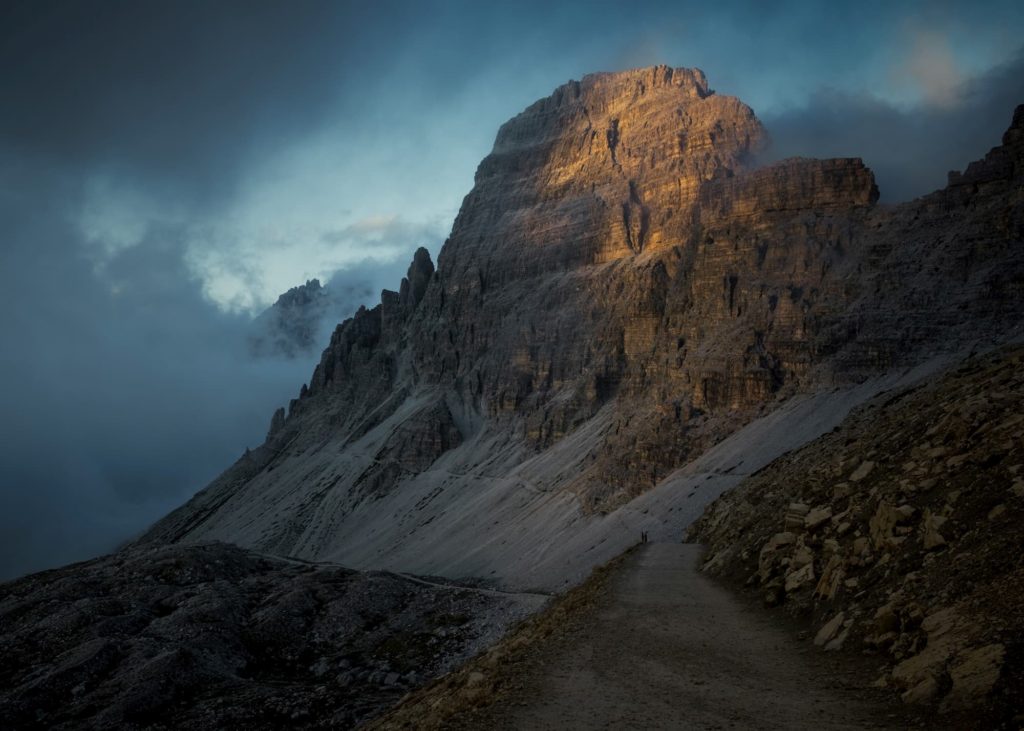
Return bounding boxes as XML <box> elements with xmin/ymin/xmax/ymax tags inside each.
<box><xmin>0</xmin><ymin>2</ymin><xmax>459</xmax><ymax>580</ymax></box>
<box><xmin>1</xmin><ymin>0</ymin><xmax>369</xmax><ymax>204</ymax></box>
<box><xmin>761</xmin><ymin>51</ymin><xmax>1024</xmax><ymax>202</ymax></box>
<box><xmin>0</xmin><ymin>0</ymin><xmax>558</xmax><ymax>192</ymax></box>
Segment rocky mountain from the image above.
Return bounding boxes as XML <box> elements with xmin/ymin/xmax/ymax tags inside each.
<box><xmin>139</xmin><ymin>67</ymin><xmax>1024</xmax><ymax>593</ymax></box>
<box><xmin>249</xmin><ymin>278</ymin><xmax>374</xmax><ymax>360</ymax></box>
<box><xmin>249</xmin><ymin>278</ymin><xmax>332</xmax><ymax>358</ymax></box>
<box><xmin>3</xmin><ymin>64</ymin><xmax>1023</xmax><ymax>731</ymax></box>
<box><xmin>690</xmin><ymin>345</ymin><xmax>1024</xmax><ymax>726</ymax></box>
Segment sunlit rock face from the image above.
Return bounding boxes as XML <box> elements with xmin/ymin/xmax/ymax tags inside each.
<box><xmin>140</xmin><ymin>70</ymin><xmax>1024</xmax><ymax>589</ymax></box>
<box><xmin>445</xmin><ymin>66</ymin><xmax>764</xmax><ymax>275</ymax></box>
<box><xmin>406</xmin><ymin>67</ymin><xmax>881</xmax><ymax>498</ymax></box>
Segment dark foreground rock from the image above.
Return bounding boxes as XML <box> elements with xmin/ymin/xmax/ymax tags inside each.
<box><xmin>0</xmin><ymin>542</ymin><xmax>544</xmax><ymax>730</ymax></box>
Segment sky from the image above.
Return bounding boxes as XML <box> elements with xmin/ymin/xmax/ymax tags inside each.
<box><xmin>1</xmin><ymin>0</ymin><xmax>1023</xmax><ymax>579</ymax></box>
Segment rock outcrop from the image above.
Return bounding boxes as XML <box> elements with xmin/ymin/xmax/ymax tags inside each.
<box><xmin>138</xmin><ymin>68</ymin><xmax>1024</xmax><ymax>593</ymax></box>
<box><xmin>691</xmin><ymin>346</ymin><xmax>1024</xmax><ymax>726</ymax></box>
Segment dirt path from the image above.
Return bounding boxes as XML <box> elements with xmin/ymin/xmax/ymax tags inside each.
<box><xmin>393</xmin><ymin>572</ymin><xmax>552</xmax><ymax>603</ymax></box>
<box><xmin>458</xmin><ymin>543</ymin><xmax>908</xmax><ymax>730</ymax></box>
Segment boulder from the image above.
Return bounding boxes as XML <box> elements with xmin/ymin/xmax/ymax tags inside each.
<box><xmin>814</xmin><ymin>555</ymin><xmax>845</xmax><ymax>601</ymax></box>
<box><xmin>873</xmin><ymin>602</ymin><xmax>900</xmax><ymax>635</ymax></box>
<box><xmin>784</xmin><ymin>503</ymin><xmax>810</xmax><ymax>531</ymax></box>
<box><xmin>921</xmin><ymin>509</ymin><xmax>947</xmax><ymax>550</ymax></box>
<box><xmin>869</xmin><ymin>502</ymin><xmax>902</xmax><ymax>550</ymax></box>
<box><xmin>758</xmin><ymin>532</ymin><xmax>796</xmax><ymax>581</ymax></box>
<box><xmin>804</xmin><ymin>506</ymin><xmax>833</xmax><ymax>531</ymax></box>
<box><xmin>894</xmin><ymin>504</ymin><xmax>916</xmax><ymax>520</ymax></box>
<box><xmin>901</xmin><ymin>676</ymin><xmax>939</xmax><ymax>705</ymax></box>
<box><xmin>784</xmin><ymin>563</ymin><xmax>815</xmax><ymax>593</ymax></box>
<box><xmin>943</xmin><ymin>644</ymin><xmax>1005</xmax><ymax>710</ymax></box>
<box><xmin>850</xmin><ymin>461</ymin><xmax>876</xmax><ymax>482</ymax></box>
<box><xmin>814</xmin><ymin>611</ymin><xmax>845</xmax><ymax>646</ymax></box>
<box><xmin>824</xmin><ymin>626</ymin><xmax>850</xmax><ymax>652</ymax></box>
<box><xmin>790</xmin><ymin>544</ymin><xmax>815</xmax><ymax>570</ymax></box>
<box><xmin>891</xmin><ymin>608</ymin><xmax>966</xmax><ymax>692</ymax></box>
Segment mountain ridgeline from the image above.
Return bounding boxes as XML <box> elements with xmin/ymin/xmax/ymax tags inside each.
<box><xmin>249</xmin><ymin>277</ymin><xmax>378</xmax><ymax>361</ymax></box>
<box><xmin>140</xmin><ymin>67</ymin><xmax>1024</xmax><ymax>591</ymax></box>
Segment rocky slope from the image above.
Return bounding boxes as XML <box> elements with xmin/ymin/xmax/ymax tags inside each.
<box><xmin>0</xmin><ymin>542</ymin><xmax>543</xmax><ymax>730</ymax></box>
<box><xmin>690</xmin><ymin>345</ymin><xmax>1024</xmax><ymax>727</ymax></box>
<box><xmin>139</xmin><ymin>67</ymin><xmax>1024</xmax><ymax>591</ymax></box>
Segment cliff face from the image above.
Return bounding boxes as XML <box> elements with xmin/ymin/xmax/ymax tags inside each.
<box><xmin>140</xmin><ymin>68</ymin><xmax>1024</xmax><ymax>590</ymax></box>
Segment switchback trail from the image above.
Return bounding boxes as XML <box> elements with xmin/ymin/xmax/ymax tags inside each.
<box><xmin>457</xmin><ymin>543</ymin><xmax>911</xmax><ymax>730</ymax></box>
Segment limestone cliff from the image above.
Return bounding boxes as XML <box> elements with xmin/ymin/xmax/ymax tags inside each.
<box><xmin>139</xmin><ymin>68</ymin><xmax>1024</xmax><ymax>591</ymax></box>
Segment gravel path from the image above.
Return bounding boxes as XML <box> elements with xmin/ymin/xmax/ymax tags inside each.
<box><xmin>466</xmin><ymin>543</ymin><xmax>908</xmax><ymax>730</ymax></box>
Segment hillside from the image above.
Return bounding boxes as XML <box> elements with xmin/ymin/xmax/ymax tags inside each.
<box><xmin>0</xmin><ymin>543</ymin><xmax>543</xmax><ymax>729</ymax></box>
<box><xmin>690</xmin><ymin>345</ymin><xmax>1024</xmax><ymax>726</ymax></box>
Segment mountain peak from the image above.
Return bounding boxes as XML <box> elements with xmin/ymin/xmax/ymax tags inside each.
<box><xmin>490</xmin><ymin>66</ymin><xmax>756</xmax><ymax>182</ymax></box>
<box><xmin>142</xmin><ymin>70</ymin><xmax>1024</xmax><ymax>602</ymax></box>
<box><xmin>399</xmin><ymin>247</ymin><xmax>434</xmax><ymax>310</ymax></box>
<box><xmin>273</xmin><ymin>278</ymin><xmax>324</xmax><ymax>308</ymax></box>
<box><xmin>448</xmin><ymin>66</ymin><xmax>874</xmax><ymax>281</ymax></box>
<box><xmin>580</xmin><ymin>64</ymin><xmax>712</xmax><ymax>96</ymax></box>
